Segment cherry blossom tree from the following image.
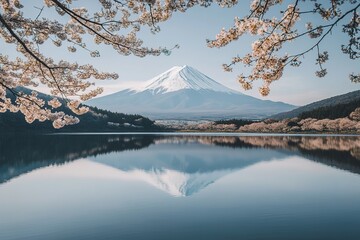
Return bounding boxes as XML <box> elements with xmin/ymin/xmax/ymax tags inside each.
<box><xmin>0</xmin><ymin>0</ymin><xmax>359</xmax><ymax>128</ymax></box>
<box><xmin>350</xmin><ymin>107</ymin><xmax>360</xmax><ymax>120</ymax></box>
<box><xmin>207</xmin><ymin>0</ymin><xmax>359</xmax><ymax>96</ymax></box>
<box><xmin>0</xmin><ymin>0</ymin><xmax>184</xmax><ymax>128</ymax></box>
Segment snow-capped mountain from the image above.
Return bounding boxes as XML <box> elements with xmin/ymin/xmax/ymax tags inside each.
<box><xmin>86</xmin><ymin>65</ymin><xmax>295</xmax><ymax>120</ymax></box>
<box><xmin>141</xmin><ymin>65</ymin><xmax>236</xmax><ymax>94</ymax></box>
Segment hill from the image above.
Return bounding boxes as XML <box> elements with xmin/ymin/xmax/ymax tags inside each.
<box><xmin>271</xmin><ymin>90</ymin><xmax>360</xmax><ymax>120</ymax></box>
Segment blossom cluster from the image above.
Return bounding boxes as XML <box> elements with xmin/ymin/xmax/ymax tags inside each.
<box><xmin>207</xmin><ymin>0</ymin><xmax>359</xmax><ymax>95</ymax></box>
<box><xmin>208</xmin><ymin>3</ymin><xmax>300</xmax><ymax>95</ymax></box>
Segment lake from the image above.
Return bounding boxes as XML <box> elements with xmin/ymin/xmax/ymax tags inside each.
<box><xmin>1</xmin><ymin>133</ymin><xmax>360</xmax><ymax>240</ymax></box>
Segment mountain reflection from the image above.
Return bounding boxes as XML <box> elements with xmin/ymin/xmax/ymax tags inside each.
<box><xmin>1</xmin><ymin>134</ymin><xmax>359</xmax><ymax>196</ymax></box>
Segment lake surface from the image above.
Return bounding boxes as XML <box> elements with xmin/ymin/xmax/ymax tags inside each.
<box><xmin>1</xmin><ymin>133</ymin><xmax>360</xmax><ymax>240</ymax></box>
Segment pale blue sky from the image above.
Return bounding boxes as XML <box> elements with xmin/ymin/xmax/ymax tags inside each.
<box><xmin>1</xmin><ymin>1</ymin><xmax>359</xmax><ymax>105</ymax></box>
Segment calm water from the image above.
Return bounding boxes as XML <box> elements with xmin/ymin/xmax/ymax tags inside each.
<box><xmin>1</xmin><ymin>133</ymin><xmax>360</xmax><ymax>240</ymax></box>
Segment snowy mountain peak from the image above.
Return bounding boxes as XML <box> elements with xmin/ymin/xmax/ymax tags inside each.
<box><xmin>138</xmin><ymin>65</ymin><xmax>238</xmax><ymax>94</ymax></box>
<box><xmin>86</xmin><ymin>65</ymin><xmax>296</xmax><ymax>120</ymax></box>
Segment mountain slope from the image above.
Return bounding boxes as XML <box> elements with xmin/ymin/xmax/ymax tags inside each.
<box><xmin>87</xmin><ymin>66</ymin><xmax>295</xmax><ymax>120</ymax></box>
<box><xmin>0</xmin><ymin>87</ymin><xmax>160</xmax><ymax>132</ymax></box>
<box><xmin>271</xmin><ymin>90</ymin><xmax>360</xmax><ymax>120</ymax></box>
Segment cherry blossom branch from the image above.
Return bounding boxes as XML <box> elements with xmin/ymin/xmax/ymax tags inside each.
<box><xmin>0</xmin><ymin>14</ymin><xmax>54</xmax><ymax>70</ymax></box>
<box><xmin>50</xmin><ymin>0</ymin><xmax>161</xmax><ymax>55</ymax></box>
<box><xmin>287</xmin><ymin>4</ymin><xmax>359</xmax><ymax>60</ymax></box>
<box><xmin>0</xmin><ymin>79</ymin><xmax>43</xmax><ymax>109</ymax></box>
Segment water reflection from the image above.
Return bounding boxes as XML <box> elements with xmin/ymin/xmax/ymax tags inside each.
<box><xmin>1</xmin><ymin>134</ymin><xmax>359</xmax><ymax>196</ymax></box>
<box><xmin>1</xmin><ymin>134</ymin><xmax>360</xmax><ymax>240</ymax></box>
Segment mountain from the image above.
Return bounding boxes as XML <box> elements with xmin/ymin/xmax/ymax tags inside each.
<box><xmin>86</xmin><ymin>65</ymin><xmax>295</xmax><ymax>120</ymax></box>
<box><xmin>271</xmin><ymin>90</ymin><xmax>360</xmax><ymax>120</ymax></box>
<box><xmin>0</xmin><ymin>87</ymin><xmax>160</xmax><ymax>132</ymax></box>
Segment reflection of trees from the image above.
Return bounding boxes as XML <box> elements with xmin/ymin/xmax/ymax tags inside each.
<box><xmin>153</xmin><ymin>135</ymin><xmax>360</xmax><ymax>174</ymax></box>
<box><xmin>155</xmin><ymin>135</ymin><xmax>360</xmax><ymax>157</ymax></box>
<box><xmin>0</xmin><ymin>134</ymin><xmax>156</xmax><ymax>183</ymax></box>
<box><xmin>154</xmin><ymin>136</ymin><xmax>254</xmax><ymax>148</ymax></box>
<box><xmin>237</xmin><ymin>136</ymin><xmax>360</xmax><ymax>158</ymax></box>
<box><xmin>240</xmin><ymin>136</ymin><xmax>359</xmax><ymax>151</ymax></box>
<box><xmin>236</xmin><ymin>136</ymin><xmax>360</xmax><ymax>175</ymax></box>
<box><xmin>1</xmin><ymin>134</ymin><xmax>360</xmax><ymax>184</ymax></box>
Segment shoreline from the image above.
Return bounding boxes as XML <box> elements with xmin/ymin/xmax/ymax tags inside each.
<box><xmin>46</xmin><ymin>131</ymin><xmax>360</xmax><ymax>137</ymax></box>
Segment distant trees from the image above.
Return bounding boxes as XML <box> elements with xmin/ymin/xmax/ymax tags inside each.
<box><xmin>350</xmin><ymin>107</ymin><xmax>360</xmax><ymax>120</ymax></box>
<box><xmin>239</xmin><ymin>107</ymin><xmax>360</xmax><ymax>133</ymax></box>
<box><xmin>215</xmin><ymin>119</ymin><xmax>255</xmax><ymax>127</ymax></box>
<box><xmin>0</xmin><ymin>0</ymin><xmax>359</xmax><ymax>127</ymax></box>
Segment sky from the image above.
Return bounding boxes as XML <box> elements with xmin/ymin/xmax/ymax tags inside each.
<box><xmin>1</xmin><ymin>1</ymin><xmax>359</xmax><ymax>106</ymax></box>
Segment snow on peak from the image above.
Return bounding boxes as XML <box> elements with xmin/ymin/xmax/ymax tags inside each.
<box><xmin>136</xmin><ymin>65</ymin><xmax>238</xmax><ymax>94</ymax></box>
